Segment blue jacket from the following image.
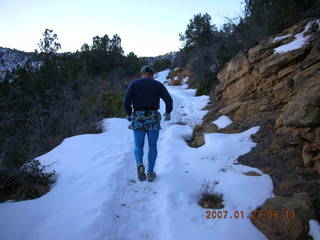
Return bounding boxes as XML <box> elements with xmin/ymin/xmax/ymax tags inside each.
<box><xmin>124</xmin><ymin>77</ymin><xmax>173</xmax><ymax>115</ymax></box>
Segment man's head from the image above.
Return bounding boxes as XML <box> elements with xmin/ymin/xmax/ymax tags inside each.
<box><xmin>140</xmin><ymin>65</ymin><xmax>154</xmax><ymax>78</ymax></box>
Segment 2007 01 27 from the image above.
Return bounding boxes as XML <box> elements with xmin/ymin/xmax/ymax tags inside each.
<box><xmin>205</xmin><ymin>210</ymin><xmax>245</xmax><ymax>219</ymax></box>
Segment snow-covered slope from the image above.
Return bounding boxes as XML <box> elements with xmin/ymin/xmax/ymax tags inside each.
<box><xmin>0</xmin><ymin>70</ymin><xmax>274</xmax><ymax>240</ymax></box>
<box><xmin>0</xmin><ymin>47</ymin><xmax>40</xmax><ymax>80</ymax></box>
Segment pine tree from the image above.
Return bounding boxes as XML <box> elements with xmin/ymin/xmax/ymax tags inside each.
<box><xmin>179</xmin><ymin>13</ymin><xmax>213</xmax><ymax>50</ymax></box>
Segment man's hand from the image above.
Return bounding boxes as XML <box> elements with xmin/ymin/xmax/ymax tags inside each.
<box><xmin>163</xmin><ymin>113</ymin><xmax>171</xmax><ymax>121</ymax></box>
<box><xmin>127</xmin><ymin>114</ymin><xmax>133</xmax><ymax>122</ymax></box>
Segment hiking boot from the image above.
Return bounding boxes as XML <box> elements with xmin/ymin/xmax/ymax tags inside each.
<box><xmin>137</xmin><ymin>164</ymin><xmax>146</xmax><ymax>181</ymax></box>
<box><xmin>147</xmin><ymin>172</ymin><xmax>156</xmax><ymax>182</ymax></box>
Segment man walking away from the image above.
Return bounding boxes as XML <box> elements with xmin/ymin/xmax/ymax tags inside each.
<box><xmin>124</xmin><ymin>65</ymin><xmax>173</xmax><ymax>182</ymax></box>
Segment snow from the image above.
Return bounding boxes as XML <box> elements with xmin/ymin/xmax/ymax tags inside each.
<box><xmin>182</xmin><ymin>76</ymin><xmax>189</xmax><ymax>84</ymax></box>
<box><xmin>154</xmin><ymin>69</ymin><xmax>170</xmax><ymax>84</ymax></box>
<box><xmin>0</xmin><ymin>47</ymin><xmax>42</xmax><ymax>81</ymax></box>
<box><xmin>0</xmin><ymin>69</ymin><xmax>274</xmax><ymax>240</ymax></box>
<box><xmin>213</xmin><ymin>115</ymin><xmax>233</xmax><ymax>129</ymax></box>
<box><xmin>274</xmin><ymin>19</ymin><xmax>319</xmax><ymax>54</ymax></box>
<box><xmin>272</xmin><ymin>34</ymin><xmax>292</xmax><ymax>43</ymax></box>
<box><xmin>309</xmin><ymin>220</ymin><xmax>320</xmax><ymax>240</ymax></box>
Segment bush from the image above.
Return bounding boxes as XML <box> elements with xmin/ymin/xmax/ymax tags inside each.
<box><xmin>20</xmin><ymin>159</ymin><xmax>56</xmax><ymax>185</ymax></box>
<box><xmin>198</xmin><ymin>179</ymin><xmax>224</xmax><ymax>209</ymax></box>
<box><xmin>195</xmin><ymin>71</ymin><xmax>219</xmax><ymax>96</ymax></box>
<box><xmin>0</xmin><ymin>159</ymin><xmax>56</xmax><ymax>202</ymax></box>
<box><xmin>81</xmin><ymin>89</ymin><xmax>125</xmax><ymax>118</ymax></box>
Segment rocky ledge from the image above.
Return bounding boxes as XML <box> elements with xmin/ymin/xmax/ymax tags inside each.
<box><xmin>175</xmin><ymin>18</ymin><xmax>320</xmax><ymax>240</ymax></box>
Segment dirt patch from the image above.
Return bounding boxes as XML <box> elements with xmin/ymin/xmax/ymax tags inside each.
<box><xmin>244</xmin><ymin>171</ymin><xmax>262</xmax><ymax>176</ymax></box>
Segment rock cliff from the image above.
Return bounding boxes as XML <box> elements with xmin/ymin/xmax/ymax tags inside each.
<box><xmin>215</xmin><ymin>18</ymin><xmax>320</xmax><ymax>176</ymax></box>
<box><xmin>175</xmin><ymin>18</ymin><xmax>320</xmax><ymax>239</ymax></box>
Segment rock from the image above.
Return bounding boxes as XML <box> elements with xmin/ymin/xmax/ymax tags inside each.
<box><xmin>274</xmin><ymin>180</ymin><xmax>297</xmax><ymax>196</ymax></box>
<box><xmin>187</xmin><ymin>123</ymin><xmax>219</xmax><ymax>147</ymax></box>
<box><xmin>302</xmin><ymin>143</ymin><xmax>320</xmax><ymax>174</ymax></box>
<box><xmin>280</xmin><ymin>83</ymin><xmax>320</xmax><ymax>128</ymax></box>
<box><xmin>170</xmin><ymin>77</ymin><xmax>182</xmax><ymax>86</ymax></box>
<box><xmin>218</xmin><ymin>102</ymin><xmax>242</xmax><ymax>115</ymax></box>
<box><xmin>203</xmin><ymin>122</ymin><xmax>219</xmax><ymax>133</ymax></box>
<box><xmin>252</xmin><ymin>193</ymin><xmax>317</xmax><ymax>240</ymax></box>
<box><xmin>214</xmin><ymin>18</ymin><xmax>320</xmax><ymax>177</ymax></box>
<box><xmin>167</xmin><ymin>67</ymin><xmax>193</xmax><ymax>86</ymax></box>
<box><xmin>217</xmin><ymin>53</ymin><xmax>250</xmax><ymax>87</ymax></box>
<box><xmin>292</xmin><ymin>128</ymin><xmax>315</xmax><ymax>142</ymax></box>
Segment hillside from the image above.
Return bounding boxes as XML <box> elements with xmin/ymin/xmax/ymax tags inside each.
<box><xmin>170</xmin><ymin>18</ymin><xmax>320</xmax><ymax>239</ymax></box>
<box><xmin>0</xmin><ymin>47</ymin><xmax>40</xmax><ymax>80</ymax></box>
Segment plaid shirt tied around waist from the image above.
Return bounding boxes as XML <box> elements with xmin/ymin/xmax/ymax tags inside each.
<box><xmin>128</xmin><ymin>110</ymin><xmax>161</xmax><ymax>131</ymax></box>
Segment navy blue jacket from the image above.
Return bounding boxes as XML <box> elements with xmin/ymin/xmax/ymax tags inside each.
<box><xmin>124</xmin><ymin>77</ymin><xmax>173</xmax><ymax>115</ymax></box>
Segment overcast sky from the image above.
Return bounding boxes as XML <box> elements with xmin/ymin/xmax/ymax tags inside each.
<box><xmin>0</xmin><ymin>0</ymin><xmax>243</xmax><ymax>56</ymax></box>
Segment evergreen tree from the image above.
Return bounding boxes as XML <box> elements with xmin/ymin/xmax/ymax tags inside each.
<box><xmin>38</xmin><ymin>29</ymin><xmax>61</xmax><ymax>54</ymax></box>
<box><xmin>179</xmin><ymin>13</ymin><xmax>213</xmax><ymax>50</ymax></box>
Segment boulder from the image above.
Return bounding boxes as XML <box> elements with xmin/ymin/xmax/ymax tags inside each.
<box><xmin>252</xmin><ymin>193</ymin><xmax>317</xmax><ymax>240</ymax></box>
<box><xmin>187</xmin><ymin>123</ymin><xmax>219</xmax><ymax>147</ymax></box>
<box><xmin>167</xmin><ymin>66</ymin><xmax>193</xmax><ymax>86</ymax></box>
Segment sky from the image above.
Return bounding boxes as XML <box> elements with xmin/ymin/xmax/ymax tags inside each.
<box><xmin>0</xmin><ymin>0</ymin><xmax>243</xmax><ymax>57</ymax></box>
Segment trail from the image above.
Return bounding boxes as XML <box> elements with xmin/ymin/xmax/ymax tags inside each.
<box><xmin>0</xmin><ymin>69</ymin><xmax>274</xmax><ymax>240</ymax></box>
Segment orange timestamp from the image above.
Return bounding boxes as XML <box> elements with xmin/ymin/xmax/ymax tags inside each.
<box><xmin>205</xmin><ymin>210</ymin><xmax>296</xmax><ymax>220</ymax></box>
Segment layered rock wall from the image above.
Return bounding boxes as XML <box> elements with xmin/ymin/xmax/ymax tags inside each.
<box><xmin>216</xmin><ymin>18</ymin><xmax>320</xmax><ymax>175</ymax></box>
<box><xmin>212</xmin><ymin>18</ymin><xmax>320</xmax><ymax>239</ymax></box>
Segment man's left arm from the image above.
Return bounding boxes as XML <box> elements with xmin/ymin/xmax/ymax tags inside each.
<box><xmin>124</xmin><ymin>82</ymin><xmax>134</xmax><ymax>116</ymax></box>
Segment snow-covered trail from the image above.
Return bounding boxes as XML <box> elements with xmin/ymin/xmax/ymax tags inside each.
<box><xmin>0</xmin><ymin>70</ymin><xmax>274</xmax><ymax>240</ymax></box>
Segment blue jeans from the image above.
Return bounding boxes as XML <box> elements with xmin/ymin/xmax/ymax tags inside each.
<box><xmin>133</xmin><ymin>130</ymin><xmax>159</xmax><ymax>173</ymax></box>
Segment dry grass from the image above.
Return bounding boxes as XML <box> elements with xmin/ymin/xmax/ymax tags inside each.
<box><xmin>198</xmin><ymin>179</ymin><xmax>224</xmax><ymax>209</ymax></box>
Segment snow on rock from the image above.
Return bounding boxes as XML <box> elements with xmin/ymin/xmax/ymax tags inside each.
<box><xmin>182</xmin><ymin>76</ymin><xmax>189</xmax><ymax>84</ymax></box>
<box><xmin>0</xmin><ymin>47</ymin><xmax>42</xmax><ymax>81</ymax></box>
<box><xmin>212</xmin><ymin>115</ymin><xmax>233</xmax><ymax>129</ymax></box>
<box><xmin>309</xmin><ymin>220</ymin><xmax>320</xmax><ymax>240</ymax></box>
<box><xmin>0</xmin><ymin>69</ymin><xmax>274</xmax><ymax>240</ymax></box>
<box><xmin>274</xmin><ymin>19</ymin><xmax>320</xmax><ymax>54</ymax></box>
<box><xmin>272</xmin><ymin>34</ymin><xmax>292</xmax><ymax>43</ymax></box>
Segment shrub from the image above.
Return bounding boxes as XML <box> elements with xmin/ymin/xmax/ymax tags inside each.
<box><xmin>198</xmin><ymin>179</ymin><xmax>224</xmax><ymax>209</ymax></box>
<box><xmin>195</xmin><ymin>71</ymin><xmax>219</xmax><ymax>96</ymax></box>
<box><xmin>0</xmin><ymin>159</ymin><xmax>56</xmax><ymax>202</ymax></box>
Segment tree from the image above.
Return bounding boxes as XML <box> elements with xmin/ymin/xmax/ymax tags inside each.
<box><xmin>244</xmin><ymin>0</ymin><xmax>318</xmax><ymax>35</ymax></box>
<box><xmin>91</xmin><ymin>34</ymin><xmax>110</xmax><ymax>51</ymax></box>
<box><xmin>125</xmin><ymin>52</ymin><xmax>139</xmax><ymax>76</ymax></box>
<box><xmin>109</xmin><ymin>34</ymin><xmax>124</xmax><ymax>55</ymax></box>
<box><xmin>179</xmin><ymin>13</ymin><xmax>213</xmax><ymax>50</ymax></box>
<box><xmin>90</xmin><ymin>34</ymin><xmax>123</xmax><ymax>55</ymax></box>
<box><xmin>38</xmin><ymin>29</ymin><xmax>61</xmax><ymax>54</ymax></box>
<box><xmin>81</xmin><ymin>43</ymin><xmax>90</xmax><ymax>52</ymax></box>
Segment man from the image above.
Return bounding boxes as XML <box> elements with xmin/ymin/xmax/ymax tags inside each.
<box><xmin>124</xmin><ymin>65</ymin><xmax>173</xmax><ymax>182</ymax></box>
